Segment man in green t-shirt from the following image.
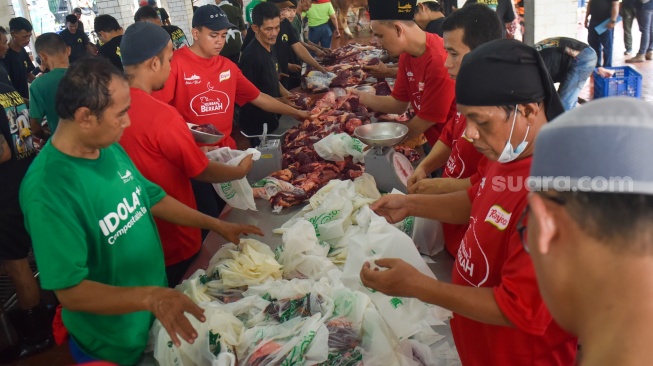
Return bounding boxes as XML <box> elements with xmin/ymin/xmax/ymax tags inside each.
<box><xmin>19</xmin><ymin>57</ymin><xmax>263</xmax><ymax>365</ymax></box>
<box><xmin>29</xmin><ymin>33</ymin><xmax>69</xmax><ymax>137</ymax></box>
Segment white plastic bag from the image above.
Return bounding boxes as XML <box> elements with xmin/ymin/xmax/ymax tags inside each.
<box><xmin>341</xmin><ymin>206</ymin><xmax>451</xmax><ymax>341</ymax></box>
<box><xmin>205</xmin><ymin>147</ymin><xmax>261</xmax><ymax>211</ymax></box>
<box><xmin>314</xmin><ymin>133</ymin><xmax>367</xmax><ymax>164</ymax></box>
<box><xmin>175</xmin><ymin>269</ymin><xmax>215</xmax><ymax>304</ymax></box>
<box><xmin>391</xmin><ymin>189</ymin><xmax>445</xmax><ymax>256</ymax></box>
<box><xmin>277</xmin><ymin>220</ymin><xmax>337</xmax><ymax>279</ymax></box>
<box><xmin>206</xmin><ymin>239</ymin><xmax>282</xmax><ymax>289</ymax></box>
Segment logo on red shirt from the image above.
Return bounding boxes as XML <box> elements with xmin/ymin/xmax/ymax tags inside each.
<box><xmin>484</xmin><ymin>205</ymin><xmax>512</xmax><ymax>230</ymax></box>
<box><xmin>219</xmin><ymin>70</ymin><xmax>231</xmax><ymax>82</ymax></box>
<box><xmin>190</xmin><ymin>82</ymin><xmax>231</xmax><ymax>116</ymax></box>
<box><xmin>456</xmin><ymin>217</ymin><xmax>489</xmax><ymax>287</ymax></box>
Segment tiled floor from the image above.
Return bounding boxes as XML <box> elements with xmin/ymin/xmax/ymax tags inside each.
<box><xmin>9</xmin><ymin>9</ymin><xmax>652</xmax><ymax>366</ymax></box>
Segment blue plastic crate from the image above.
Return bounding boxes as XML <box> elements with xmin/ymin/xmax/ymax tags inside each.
<box><xmin>593</xmin><ymin>66</ymin><xmax>642</xmax><ymax>99</ymax></box>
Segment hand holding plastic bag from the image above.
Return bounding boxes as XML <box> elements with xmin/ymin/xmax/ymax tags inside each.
<box><xmin>205</xmin><ymin>147</ymin><xmax>261</xmax><ymax>211</ymax></box>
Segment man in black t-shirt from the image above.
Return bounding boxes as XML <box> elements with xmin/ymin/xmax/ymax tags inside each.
<box><xmin>59</xmin><ymin>14</ymin><xmax>94</xmax><ymax>64</ymax></box>
<box><xmin>242</xmin><ymin>0</ymin><xmax>327</xmax><ymax>89</ymax></box>
<box><xmin>535</xmin><ymin>37</ymin><xmax>597</xmax><ymax>111</ymax></box>
<box><xmin>1</xmin><ymin>18</ymin><xmax>35</xmax><ymax>100</ymax></box>
<box><xmin>216</xmin><ymin>0</ymin><xmax>247</xmax><ymax>64</ymax></box>
<box><xmin>463</xmin><ymin>0</ymin><xmax>515</xmax><ymax>37</ymax></box>
<box><xmin>0</xmin><ymin>81</ymin><xmax>51</xmax><ymax>361</ymax></box>
<box><xmin>134</xmin><ymin>5</ymin><xmax>190</xmax><ymax>50</ymax></box>
<box><xmin>415</xmin><ymin>0</ymin><xmax>446</xmax><ymax>36</ymax></box>
<box><xmin>240</xmin><ymin>2</ymin><xmax>297</xmax><ymax>145</ymax></box>
<box><xmin>94</xmin><ymin>15</ymin><xmax>124</xmax><ymax>71</ymax></box>
<box><xmin>148</xmin><ymin>0</ymin><xmax>172</xmax><ymax>26</ymax></box>
<box><xmin>584</xmin><ymin>0</ymin><xmax>619</xmax><ymax>67</ymax></box>
<box><xmin>0</xmin><ymin>27</ymin><xmax>12</xmax><ymax>86</ymax></box>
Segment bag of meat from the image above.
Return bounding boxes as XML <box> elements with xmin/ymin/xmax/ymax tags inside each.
<box><xmin>314</xmin><ymin>133</ymin><xmax>367</xmax><ymax>164</ymax></box>
<box><xmin>205</xmin><ymin>148</ymin><xmax>262</xmax><ymax>211</ymax></box>
<box><xmin>152</xmin><ymin>303</ymin><xmax>243</xmax><ymax>366</ymax></box>
<box><xmin>252</xmin><ymin>177</ymin><xmax>304</xmax><ymax>200</ymax></box>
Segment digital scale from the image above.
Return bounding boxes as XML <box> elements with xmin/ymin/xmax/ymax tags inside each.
<box><xmin>241</xmin><ymin>123</ymin><xmax>285</xmax><ymax>184</ymax></box>
<box><xmin>354</xmin><ymin>123</ymin><xmax>414</xmax><ymax>194</ymax></box>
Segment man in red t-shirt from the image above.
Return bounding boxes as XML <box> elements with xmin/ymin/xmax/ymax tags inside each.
<box><xmin>361</xmin><ymin>38</ymin><xmax>575</xmax><ymax>365</ymax></box>
<box><xmin>118</xmin><ymin>22</ymin><xmax>263</xmax><ymax>287</ymax></box>
<box><xmin>350</xmin><ymin>1</ymin><xmax>455</xmax><ymax>147</ymax></box>
<box><xmin>406</xmin><ymin>4</ymin><xmax>503</xmax><ymax>255</ymax></box>
<box><xmin>153</xmin><ymin>4</ymin><xmax>309</xmax><ymax>150</ymax></box>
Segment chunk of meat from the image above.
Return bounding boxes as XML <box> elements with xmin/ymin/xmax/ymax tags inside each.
<box><xmin>375</xmin><ymin>81</ymin><xmax>392</xmax><ymax>96</ymax></box>
<box><xmin>191</xmin><ymin>124</ymin><xmax>219</xmax><ymax>135</ymax></box>
<box><xmin>394</xmin><ymin>145</ymin><xmax>421</xmax><ymax>162</ymax></box>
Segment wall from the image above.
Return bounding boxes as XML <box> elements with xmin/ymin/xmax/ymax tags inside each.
<box><xmin>524</xmin><ymin>0</ymin><xmax>578</xmax><ymax>45</ymax></box>
<box><xmin>97</xmin><ymin>0</ymin><xmax>136</xmax><ymax>29</ymax></box>
<box><xmin>165</xmin><ymin>0</ymin><xmax>193</xmax><ymax>37</ymax></box>
<box><xmin>94</xmin><ymin>0</ymin><xmax>192</xmax><ymax>36</ymax></box>
<box><xmin>0</xmin><ymin>0</ymin><xmax>16</xmax><ymax>29</ymax></box>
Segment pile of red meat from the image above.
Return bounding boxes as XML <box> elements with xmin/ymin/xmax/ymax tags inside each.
<box><xmin>268</xmin><ymin>89</ymin><xmax>369</xmax><ymax>209</ymax></box>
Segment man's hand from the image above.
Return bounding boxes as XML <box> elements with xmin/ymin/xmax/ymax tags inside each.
<box><xmin>407</xmin><ymin>167</ymin><xmax>428</xmax><ymax>193</ymax></box>
<box><xmin>277</xmin><ymin>95</ymin><xmax>300</xmax><ymax>109</ymax></box>
<box><xmin>369</xmin><ymin>194</ymin><xmax>410</xmax><ymax>224</ymax></box>
<box><xmin>363</xmin><ymin>61</ymin><xmax>396</xmax><ymax>79</ymax></box>
<box><xmin>146</xmin><ymin>288</ymin><xmax>205</xmax><ymax>347</ymax></box>
<box><xmin>199</xmin><ymin>145</ymin><xmax>221</xmax><ymax>153</ymax></box>
<box><xmin>295</xmin><ymin>110</ymin><xmax>312</xmax><ymax>121</ymax></box>
<box><xmin>288</xmin><ymin>63</ymin><xmax>302</xmax><ymax>73</ymax></box>
<box><xmin>237</xmin><ymin>154</ymin><xmax>254</xmax><ymax>177</ymax></box>
<box><xmin>314</xmin><ymin>48</ymin><xmax>326</xmax><ymax>58</ymax></box>
<box><xmin>213</xmin><ymin>220</ymin><xmax>264</xmax><ymax>244</ymax></box>
<box><xmin>409</xmin><ymin>178</ymin><xmax>448</xmax><ymax>195</ymax></box>
<box><xmin>607</xmin><ymin>20</ymin><xmax>616</xmax><ymax>29</ymax></box>
<box><xmin>334</xmin><ymin>29</ymin><xmax>341</xmax><ymax>38</ymax></box>
<box><xmin>360</xmin><ymin>258</ymin><xmax>424</xmax><ymax>298</ymax></box>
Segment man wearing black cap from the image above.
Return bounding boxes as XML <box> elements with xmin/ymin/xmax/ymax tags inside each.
<box><xmin>119</xmin><ymin>22</ymin><xmax>262</xmax><ymax>287</ymax></box>
<box><xmin>154</xmin><ymin>4</ymin><xmax>309</xmax><ymax>150</ymax></box>
<box><xmin>242</xmin><ymin>0</ymin><xmax>327</xmax><ymax>89</ymax></box>
<box><xmin>351</xmin><ymin>0</ymin><xmax>456</xmax><ymax>148</ymax></box>
<box><xmin>361</xmin><ymin>39</ymin><xmax>577</xmax><ymax>365</ymax></box>
<box><xmin>527</xmin><ymin>97</ymin><xmax>653</xmax><ymax>366</ymax></box>
<box><xmin>1</xmin><ymin>18</ymin><xmax>35</xmax><ymax>99</ymax></box>
<box><xmin>153</xmin><ymin>5</ymin><xmax>309</xmax><ymax>230</ymax></box>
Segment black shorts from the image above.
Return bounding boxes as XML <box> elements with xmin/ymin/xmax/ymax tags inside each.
<box><xmin>0</xmin><ymin>199</ymin><xmax>32</xmax><ymax>260</ymax></box>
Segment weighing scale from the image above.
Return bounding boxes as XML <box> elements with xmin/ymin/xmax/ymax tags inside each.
<box><xmin>354</xmin><ymin>122</ymin><xmax>414</xmax><ymax>194</ymax></box>
<box><xmin>242</xmin><ymin>123</ymin><xmax>285</xmax><ymax>184</ymax></box>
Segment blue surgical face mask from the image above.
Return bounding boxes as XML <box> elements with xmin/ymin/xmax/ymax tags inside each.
<box><xmin>497</xmin><ymin>105</ymin><xmax>530</xmax><ymax>164</ymax></box>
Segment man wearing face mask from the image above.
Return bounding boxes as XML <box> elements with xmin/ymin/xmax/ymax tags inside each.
<box><xmin>350</xmin><ymin>0</ymin><xmax>456</xmax><ymax>147</ymax></box>
<box><xmin>360</xmin><ymin>39</ymin><xmax>577</xmax><ymax>365</ymax></box>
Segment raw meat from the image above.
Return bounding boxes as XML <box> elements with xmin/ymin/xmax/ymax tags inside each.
<box><xmin>191</xmin><ymin>124</ymin><xmax>219</xmax><ymax>135</ymax></box>
<box><xmin>374</xmin><ymin>81</ymin><xmax>392</xmax><ymax>96</ymax></box>
<box><xmin>394</xmin><ymin>146</ymin><xmax>420</xmax><ymax>163</ymax></box>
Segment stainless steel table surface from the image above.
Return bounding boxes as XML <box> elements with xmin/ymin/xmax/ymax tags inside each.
<box><xmin>179</xmin><ymin>198</ymin><xmax>460</xmax><ymax>364</ymax></box>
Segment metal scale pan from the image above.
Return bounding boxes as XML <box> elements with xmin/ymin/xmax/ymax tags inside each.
<box><xmin>354</xmin><ymin>123</ymin><xmax>414</xmax><ymax>194</ymax></box>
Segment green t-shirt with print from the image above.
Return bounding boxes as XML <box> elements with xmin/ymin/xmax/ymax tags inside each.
<box><xmin>19</xmin><ymin>142</ymin><xmax>168</xmax><ymax>365</ymax></box>
<box><xmin>246</xmin><ymin>0</ymin><xmax>263</xmax><ymax>24</ymax></box>
<box><xmin>303</xmin><ymin>2</ymin><xmax>335</xmax><ymax>27</ymax></box>
<box><xmin>28</xmin><ymin>68</ymin><xmax>66</xmax><ymax>132</ymax></box>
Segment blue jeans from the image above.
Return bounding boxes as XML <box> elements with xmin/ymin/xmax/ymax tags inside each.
<box><xmin>69</xmin><ymin>336</ymin><xmax>99</xmax><ymax>364</ymax></box>
<box><xmin>558</xmin><ymin>47</ymin><xmax>598</xmax><ymax>110</ymax></box>
<box><xmin>637</xmin><ymin>9</ymin><xmax>653</xmax><ymax>55</ymax></box>
<box><xmin>588</xmin><ymin>25</ymin><xmax>614</xmax><ymax>67</ymax></box>
<box><xmin>309</xmin><ymin>23</ymin><xmax>333</xmax><ymax>49</ymax></box>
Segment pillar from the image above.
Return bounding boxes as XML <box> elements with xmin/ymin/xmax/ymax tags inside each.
<box><xmin>524</xmin><ymin>0</ymin><xmax>577</xmax><ymax>46</ymax></box>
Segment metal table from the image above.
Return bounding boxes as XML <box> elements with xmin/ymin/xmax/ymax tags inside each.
<box><xmin>180</xmin><ymin>198</ymin><xmax>460</xmax><ymax>364</ymax></box>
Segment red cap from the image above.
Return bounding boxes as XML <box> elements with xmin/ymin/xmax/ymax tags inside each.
<box><xmin>139</xmin><ymin>0</ymin><xmax>148</xmax><ymax>6</ymax></box>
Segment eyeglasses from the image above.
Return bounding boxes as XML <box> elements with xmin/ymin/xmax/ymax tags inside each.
<box><xmin>517</xmin><ymin>194</ymin><xmax>567</xmax><ymax>253</ymax></box>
